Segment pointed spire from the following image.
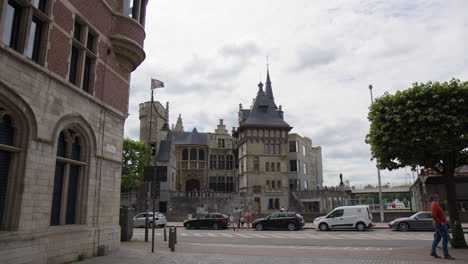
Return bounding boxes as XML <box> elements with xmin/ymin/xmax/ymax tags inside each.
<box><xmin>175</xmin><ymin>114</ymin><xmax>184</xmax><ymax>132</ymax></box>
<box><xmin>257</xmin><ymin>81</ymin><xmax>264</xmax><ymax>95</ymax></box>
<box><xmin>265</xmin><ymin>65</ymin><xmax>274</xmax><ymax>100</ymax></box>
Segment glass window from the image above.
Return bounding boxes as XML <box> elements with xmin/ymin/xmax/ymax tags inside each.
<box><xmin>265</xmin><ymin>162</ymin><xmax>269</xmax><ymax>172</ymax></box>
<box><xmin>82</xmin><ymin>56</ymin><xmax>92</xmax><ymax>93</ymax></box>
<box><xmin>198</xmin><ymin>149</ymin><xmax>205</xmax><ymax>161</ymax></box>
<box><xmin>69</xmin><ymin>46</ymin><xmax>79</xmax><ymax>84</ymax></box>
<box><xmin>302</xmin><ymin>145</ymin><xmax>306</xmax><ymax>156</ymax></box>
<box><xmin>25</xmin><ymin>17</ymin><xmax>42</xmax><ymax>61</ymax></box>
<box><xmin>218</xmin><ymin>155</ymin><xmax>225</xmax><ymax>170</ymax></box>
<box><xmin>86</xmin><ymin>32</ymin><xmax>95</xmax><ymax>51</ymax></box>
<box><xmin>209</xmin><ymin>154</ymin><xmax>216</xmax><ymax>170</ymax></box>
<box><xmin>303</xmin><ymin>163</ymin><xmax>307</xmax><ymax>174</ymax></box>
<box><xmin>289</xmin><ymin>160</ymin><xmax>298</xmax><ymax>172</ymax></box>
<box><xmin>1</xmin><ymin>1</ymin><xmax>21</xmax><ymax>49</ymax></box>
<box><xmin>276</xmin><ymin>162</ymin><xmax>280</xmax><ymax>172</ymax></box>
<box><xmin>190</xmin><ymin>149</ymin><xmax>197</xmax><ymax>160</ymax></box>
<box><xmin>182</xmin><ymin>149</ymin><xmax>188</xmax><ymax>160</ymax></box>
<box><xmin>289</xmin><ymin>141</ymin><xmax>297</xmax><ymax>152</ymax></box>
<box><xmin>275</xmin><ymin>144</ymin><xmax>280</xmax><ymax>154</ymax></box>
<box><xmin>328</xmin><ymin>209</ymin><xmax>344</xmax><ymax>218</ymax></box>
<box><xmin>32</xmin><ymin>0</ymin><xmax>47</xmax><ymax>12</ymax></box>
<box><xmin>264</xmin><ymin>144</ymin><xmax>268</xmax><ymax>153</ymax></box>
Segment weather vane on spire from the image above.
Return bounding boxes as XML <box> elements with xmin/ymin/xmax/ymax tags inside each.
<box><xmin>266</xmin><ymin>56</ymin><xmax>269</xmax><ymax>71</ymax></box>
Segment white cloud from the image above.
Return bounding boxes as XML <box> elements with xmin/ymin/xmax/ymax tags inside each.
<box><xmin>125</xmin><ymin>0</ymin><xmax>468</xmax><ymax>187</ymax></box>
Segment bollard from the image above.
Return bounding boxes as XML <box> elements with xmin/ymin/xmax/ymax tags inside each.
<box><xmin>168</xmin><ymin>227</ymin><xmax>175</xmax><ymax>252</ymax></box>
<box><xmin>164</xmin><ymin>228</ymin><xmax>167</xmax><ymax>241</ymax></box>
<box><xmin>168</xmin><ymin>228</ymin><xmax>172</xmax><ymax>248</ymax></box>
<box><xmin>174</xmin><ymin>226</ymin><xmax>177</xmax><ymax>244</ymax></box>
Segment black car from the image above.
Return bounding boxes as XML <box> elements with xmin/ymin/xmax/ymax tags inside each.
<box><xmin>253</xmin><ymin>212</ymin><xmax>305</xmax><ymax>231</ymax></box>
<box><xmin>183</xmin><ymin>213</ymin><xmax>230</xmax><ymax>230</ymax></box>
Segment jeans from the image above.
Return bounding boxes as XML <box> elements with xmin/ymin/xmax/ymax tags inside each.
<box><xmin>431</xmin><ymin>223</ymin><xmax>449</xmax><ymax>256</ymax></box>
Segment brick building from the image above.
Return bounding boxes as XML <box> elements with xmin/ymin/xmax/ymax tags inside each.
<box><xmin>0</xmin><ymin>0</ymin><xmax>147</xmax><ymax>263</ymax></box>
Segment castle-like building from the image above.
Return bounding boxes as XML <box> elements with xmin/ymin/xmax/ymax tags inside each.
<box><xmin>137</xmin><ymin>69</ymin><xmax>323</xmax><ymax>213</ymax></box>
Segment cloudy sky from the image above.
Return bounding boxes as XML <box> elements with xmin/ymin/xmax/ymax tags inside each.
<box><xmin>124</xmin><ymin>0</ymin><xmax>468</xmax><ymax>187</ymax></box>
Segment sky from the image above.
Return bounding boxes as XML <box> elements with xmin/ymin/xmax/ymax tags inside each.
<box><xmin>124</xmin><ymin>0</ymin><xmax>468</xmax><ymax>187</ymax></box>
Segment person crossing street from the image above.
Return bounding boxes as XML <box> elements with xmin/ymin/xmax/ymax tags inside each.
<box><xmin>430</xmin><ymin>194</ymin><xmax>455</xmax><ymax>260</ymax></box>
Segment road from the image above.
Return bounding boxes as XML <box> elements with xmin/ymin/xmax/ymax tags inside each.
<box><xmin>133</xmin><ymin>227</ymin><xmax>441</xmax><ymax>248</ymax></box>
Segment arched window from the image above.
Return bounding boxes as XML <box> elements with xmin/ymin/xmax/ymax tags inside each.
<box><xmin>50</xmin><ymin>129</ymin><xmax>86</xmax><ymax>226</ymax></box>
<box><xmin>182</xmin><ymin>149</ymin><xmax>188</xmax><ymax>160</ymax></box>
<box><xmin>0</xmin><ymin>114</ymin><xmax>15</xmax><ymax>227</ymax></box>
<box><xmin>190</xmin><ymin>149</ymin><xmax>197</xmax><ymax>160</ymax></box>
<box><xmin>198</xmin><ymin>149</ymin><xmax>205</xmax><ymax>161</ymax></box>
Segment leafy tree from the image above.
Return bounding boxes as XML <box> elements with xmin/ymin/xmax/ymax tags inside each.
<box><xmin>363</xmin><ymin>184</ymin><xmax>375</xmax><ymax>189</ymax></box>
<box><xmin>121</xmin><ymin>138</ymin><xmax>149</xmax><ymax>193</ymax></box>
<box><xmin>367</xmin><ymin>79</ymin><xmax>468</xmax><ymax>248</ymax></box>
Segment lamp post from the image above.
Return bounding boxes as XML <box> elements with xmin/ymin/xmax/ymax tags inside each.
<box><xmin>369</xmin><ymin>84</ymin><xmax>384</xmax><ymax>223</ymax></box>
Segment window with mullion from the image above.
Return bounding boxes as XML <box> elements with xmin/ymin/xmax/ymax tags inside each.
<box><xmin>50</xmin><ymin>130</ymin><xmax>85</xmax><ymax>226</ymax></box>
<box><xmin>25</xmin><ymin>16</ymin><xmax>42</xmax><ymax>62</ymax></box>
<box><xmin>1</xmin><ymin>1</ymin><xmax>22</xmax><ymax>50</ymax></box>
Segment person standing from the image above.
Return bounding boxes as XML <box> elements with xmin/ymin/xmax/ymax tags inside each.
<box><xmin>430</xmin><ymin>194</ymin><xmax>455</xmax><ymax>260</ymax></box>
<box><xmin>244</xmin><ymin>210</ymin><xmax>252</xmax><ymax>229</ymax></box>
<box><xmin>233</xmin><ymin>207</ymin><xmax>241</xmax><ymax>231</ymax></box>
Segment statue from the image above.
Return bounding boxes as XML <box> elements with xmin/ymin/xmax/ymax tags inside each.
<box><xmin>339</xmin><ymin>173</ymin><xmax>344</xmax><ymax>186</ymax></box>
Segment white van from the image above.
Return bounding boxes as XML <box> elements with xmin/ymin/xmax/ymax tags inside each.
<box><xmin>313</xmin><ymin>205</ymin><xmax>374</xmax><ymax>231</ymax></box>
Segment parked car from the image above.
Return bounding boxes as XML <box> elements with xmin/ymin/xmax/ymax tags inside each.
<box><xmin>388</xmin><ymin>211</ymin><xmax>450</xmax><ymax>231</ymax></box>
<box><xmin>183</xmin><ymin>213</ymin><xmax>230</xmax><ymax>230</ymax></box>
<box><xmin>133</xmin><ymin>212</ymin><xmax>167</xmax><ymax>228</ymax></box>
<box><xmin>252</xmin><ymin>212</ymin><xmax>305</xmax><ymax>231</ymax></box>
<box><xmin>313</xmin><ymin>205</ymin><xmax>373</xmax><ymax>231</ymax></box>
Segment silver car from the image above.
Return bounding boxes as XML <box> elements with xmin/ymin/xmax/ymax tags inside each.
<box><xmin>133</xmin><ymin>212</ymin><xmax>167</xmax><ymax>228</ymax></box>
<box><xmin>388</xmin><ymin>211</ymin><xmax>450</xmax><ymax>231</ymax></box>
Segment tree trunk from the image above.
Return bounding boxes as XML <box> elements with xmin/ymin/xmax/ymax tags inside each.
<box><xmin>444</xmin><ymin>168</ymin><xmax>467</xmax><ymax>248</ymax></box>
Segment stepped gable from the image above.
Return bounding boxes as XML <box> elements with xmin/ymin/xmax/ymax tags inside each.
<box><xmin>173</xmin><ymin>128</ymin><xmax>209</xmax><ymax>145</ymax></box>
<box><xmin>242</xmin><ymin>70</ymin><xmax>290</xmax><ymax>127</ymax></box>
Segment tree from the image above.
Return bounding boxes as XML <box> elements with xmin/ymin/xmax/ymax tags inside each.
<box><xmin>121</xmin><ymin>138</ymin><xmax>149</xmax><ymax>193</ymax></box>
<box><xmin>367</xmin><ymin>79</ymin><xmax>468</xmax><ymax>248</ymax></box>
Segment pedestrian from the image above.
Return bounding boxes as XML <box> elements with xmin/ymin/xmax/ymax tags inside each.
<box><xmin>240</xmin><ymin>216</ymin><xmax>245</xmax><ymax>230</ymax></box>
<box><xmin>244</xmin><ymin>210</ymin><xmax>252</xmax><ymax>229</ymax></box>
<box><xmin>233</xmin><ymin>207</ymin><xmax>241</xmax><ymax>231</ymax></box>
<box><xmin>229</xmin><ymin>213</ymin><xmax>235</xmax><ymax>231</ymax></box>
<box><xmin>430</xmin><ymin>194</ymin><xmax>455</xmax><ymax>260</ymax></box>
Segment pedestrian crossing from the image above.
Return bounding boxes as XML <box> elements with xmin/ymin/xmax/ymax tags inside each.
<box><xmin>134</xmin><ymin>229</ymin><xmax>435</xmax><ymax>241</ymax></box>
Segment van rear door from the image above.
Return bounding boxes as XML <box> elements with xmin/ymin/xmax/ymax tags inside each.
<box><xmin>367</xmin><ymin>207</ymin><xmax>373</xmax><ymax>221</ymax></box>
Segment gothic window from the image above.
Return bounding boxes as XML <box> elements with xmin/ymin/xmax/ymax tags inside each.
<box><xmin>50</xmin><ymin>129</ymin><xmax>87</xmax><ymax>226</ymax></box>
<box><xmin>275</xmin><ymin>144</ymin><xmax>280</xmax><ymax>154</ymax></box>
<box><xmin>0</xmin><ymin>114</ymin><xmax>14</xmax><ymax>228</ymax></box>
<box><xmin>264</xmin><ymin>144</ymin><xmax>268</xmax><ymax>154</ymax></box>
<box><xmin>271</xmin><ymin>180</ymin><xmax>276</xmax><ymax>189</ymax></box>
<box><xmin>275</xmin><ymin>198</ymin><xmax>280</xmax><ymax>209</ymax></box>
<box><xmin>182</xmin><ymin>149</ymin><xmax>188</xmax><ymax>160</ymax></box>
<box><xmin>276</xmin><ymin>162</ymin><xmax>280</xmax><ymax>172</ymax></box>
<box><xmin>268</xmin><ymin>199</ymin><xmax>273</xmax><ymax>210</ymax></box>
<box><xmin>253</xmin><ymin>157</ymin><xmax>259</xmax><ymax>171</ymax></box>
<box><xmin>277</xmin><ymin>181</ymin><xmax>282</xmax><ymax>190</ymax></box>
<box><xmin>217</xmin><ymin>138</ymin><xmax>225</xmax><ymax>148</ymax></box>
<box><xmin>271</xmin><ymin>162</ymin><xmax>275</xmax><ymax>172</ymax></box>
<box><xmin>198</xmin><ymin>149</ymin><xmax>205</xmax><ymax>161</ymax></box>
<box><xmin>190</xmin><ymin>148</ymin><xmax>197</xmax><ymax>160</ymax></box>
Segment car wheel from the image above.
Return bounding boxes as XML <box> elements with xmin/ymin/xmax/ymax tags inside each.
<box><xmin>148</xmin><ymin>221</ymin><xmax>154</xmax><ymax>228</ymax></box>
<box><xmin>255</xmin><ymin>223</ymin><xmax>263</xmax><ymax>231</ymax></box>
<box><xmin>159</xmin><ymin>224</ymin><xmax>166</xmax><ymax>228</ymax></box>
<box><xmin>287</xmin><ymin>223</ymin><xmax>296</xmax><ymax>231</ymax></box>
<box><xmin>398</xmin><ymin>222</ymin><xmax>409</xmax><ymax>232</ymax></box>
<box><xmin>186</xmin><ymin>223</ymin><xmax>191</xmax><ymax>229</ymax></box>
<box><xmin>213</xmin><ymin>223</ymin><xmax>219</xmax><ymax>230</ymax></box>
<box><xmin>319</xmin><ymin>223</ymin><xmax>329</xmax><ymax>231</ymax></box>
<box><xmin>356</xmin><ymin>222</ymin><xmax>366</xmax><ymax>231</ymax></box>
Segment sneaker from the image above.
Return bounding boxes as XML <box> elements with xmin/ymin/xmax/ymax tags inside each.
<box><xmin>444</xmin><ymin>255</ymin><xmax>456</xmax><ymax>260</ymax></box>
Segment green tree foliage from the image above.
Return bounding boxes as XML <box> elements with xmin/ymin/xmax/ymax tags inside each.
<box><xmin>367</xmin><ymin>79</ymin><xmax>468</xmax><ymax>248</ymax></box>
<box><xmin>121</xmin><ymin>138</ymin><xmax>149</xmax><ymax>193</ymax></box>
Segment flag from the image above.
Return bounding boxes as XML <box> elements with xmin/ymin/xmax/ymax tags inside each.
<box><xmin>151</xmin><ymin>79</ymin><xmax>165</xmax><ymax>89</ymax></box>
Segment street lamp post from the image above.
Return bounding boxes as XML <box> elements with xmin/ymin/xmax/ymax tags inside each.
<box><xmin>369</xmin><ymin>84</ymin><xmax>384</xmax><ymax>223</ymax></box>
<box><xmin>144</xmin><ymin>86</ymin><xmax>156</xmax><ymax>243</ymax></box>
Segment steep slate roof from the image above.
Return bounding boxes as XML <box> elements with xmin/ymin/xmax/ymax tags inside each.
<box><xmin>242</xmin><ymin>70</ymin><xmax>290</xmax><ymax>127</ymax></box>
<box><xmin>173</xmin><ymin>128</ymin><xmax>209</xmax><ymax>145</ymax></box>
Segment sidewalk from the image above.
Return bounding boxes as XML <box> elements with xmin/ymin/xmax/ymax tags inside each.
<box><xmin>77</xmin><ymin>240</ymin><xmax>468</xmax><ymax>264</ymax></box>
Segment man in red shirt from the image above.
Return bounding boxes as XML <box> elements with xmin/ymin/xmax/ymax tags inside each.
<box><xmin>430</xmin><ymin>194</ymin><xmax>455</xmax><ymax>259</ymax></box>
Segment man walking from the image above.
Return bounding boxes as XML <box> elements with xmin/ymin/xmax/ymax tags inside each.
<box><xmin>430</xmin><ymin>194</ymin><xmax>455</xmax><ymax>260</ymax></box>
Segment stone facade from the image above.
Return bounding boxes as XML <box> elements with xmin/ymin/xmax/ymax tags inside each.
<box><xmin>0</xmin><ymin>1</ymin><xmax>147</xmax><ymax>263</ymax></box>
<box><xmin>135</xmin><ymin>69</ymin><xmax>324</xmax><ymax>214</ymax></box>
<box><xmin>287</xmin><ymin>133</ymin><xmax>323</xmax><ymax>191</ymax></box>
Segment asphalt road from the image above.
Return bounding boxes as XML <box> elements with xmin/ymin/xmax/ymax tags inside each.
<box><xmin>132</xmin><ymin>227</ymin><xmax>448</xmax><ymax>248</ymax></box>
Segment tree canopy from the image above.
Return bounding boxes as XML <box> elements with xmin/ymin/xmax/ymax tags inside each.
<box><xmin>367</xmin><ymin>79</ymin><xmax>467</xmax><ymax>172</ymax></box>
<box><xmin>121</xmin><ymin>138</ymin><xmax>149</xmax><ymax>193</ymax></box>
<box><xmin>367</xmin><ymin>79</ymin><xmax>467</xmax><ymax>248</ymax></box>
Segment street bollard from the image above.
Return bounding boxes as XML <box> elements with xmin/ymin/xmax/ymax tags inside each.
<box><xmin>168</xmin><ymin>227</ymin><xmax>175</xmax><ymax>252</ymax></box>
<box><xmin>174</xmin><ymin>226</ymin><xmax>177</xmax><ymax>244</ymax></box>
<box><xmin>164</xmin><ymin>227</ymin><xmax>167</xmax><ymax>241</ymax></box>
